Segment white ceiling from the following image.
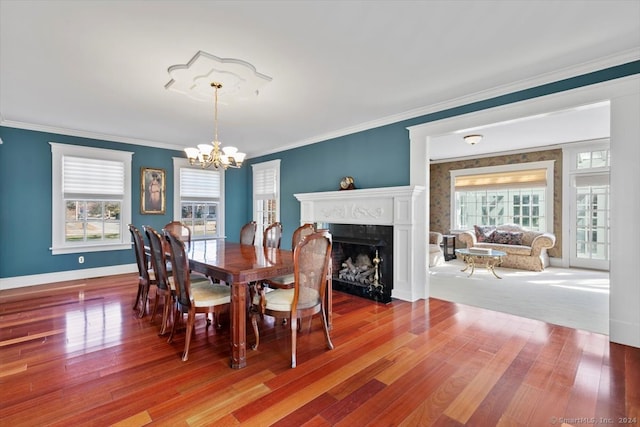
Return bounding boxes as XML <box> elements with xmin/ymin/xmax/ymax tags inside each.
<box><xmin>1</xmin><ymin>1</ymin><xmax>638</xmax><ymax>161</ymax></box>
<box><xmin>428</xmin><ymin>101</ymin><xmax>611</xmax><ymax>161</ymax></box>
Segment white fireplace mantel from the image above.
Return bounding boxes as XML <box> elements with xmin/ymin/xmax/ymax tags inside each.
<box><xmin>294</xmin><ymin>185</ymin><xmax>426</xmax><ymax>302</ymax></box>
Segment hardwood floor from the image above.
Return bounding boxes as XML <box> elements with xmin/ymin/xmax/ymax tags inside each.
<box><xmin>1</xmin><ymin>273</ymin><xmax>638</xmax><ymax>426</ymax></box>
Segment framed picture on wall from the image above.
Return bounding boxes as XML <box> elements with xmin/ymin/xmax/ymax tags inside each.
<box><xmin>141</xmin><ymin>167</ymin><xmax>166</xmax><ymax>214</ymax></box>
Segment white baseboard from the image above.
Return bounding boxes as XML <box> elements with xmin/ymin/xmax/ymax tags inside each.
<box><xmin>548</xmin><ymin>257</ymin><xmax>565</xmax><ymax>268</ymax></box>
<box><xmin>0</xmin><ymin>264</ymin><xmax>138</xmax><ymax>291</ymax></box>
<box><xmin>610</xmin><ymin>319</ymin><xmax>640</xmax><ymax>348</ymax></box>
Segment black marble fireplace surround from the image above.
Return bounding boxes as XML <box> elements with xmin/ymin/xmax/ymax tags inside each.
<box><xmin>326</xmin><ymin>223</ymin><xmax>393</xmax><ymax>303</ymax></box>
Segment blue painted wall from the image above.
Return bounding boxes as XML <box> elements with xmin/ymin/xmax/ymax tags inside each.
<box><xmin>1</xmin><ymin>60</ymin><xmax>638</xmax><ymax>277</ymax></box>
<box><xmin>0</xmin><ymin>128</ymin><xmax>181</xmax><ymax>277</ymax></box>
<box><xmin>241</xmin><ymin>122</ymin><xmax>412</xmax><ymax>249</ymax></box>
<box><xmin>245</xmin><ymin>61</ymin><xmax>640</xmax><ymax>249</ymax></box>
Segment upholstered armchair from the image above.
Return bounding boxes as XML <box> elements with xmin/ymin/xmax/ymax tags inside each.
<box><xmin>429</xmin><ymin>231</ymin><xmax>445</xmax><ymax>267</ymax></box>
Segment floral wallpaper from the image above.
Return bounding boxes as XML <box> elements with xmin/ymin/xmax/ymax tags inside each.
<box><xmin>429</xmin><ymin>149</ymin><xmax>563</xmax><ymax>258</ymax></box>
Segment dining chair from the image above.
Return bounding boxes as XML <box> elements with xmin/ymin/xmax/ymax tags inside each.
<box><xmin>129</xmin><ymin>224</ymin><xmax>156</xmax><ymax>318</ymax></box>
<box><xmin>144</xmin><ymin>225</ymin><xmax>177</xmax><ymax>335</ymax></box>
<box><xmin>164</xmin><ymin>221</ymin><xmax>192</xmax><ymax>250</ymax></box>
<box><xmin>165</xmin><ymin>230</ymin><xmax>231</xmax><ymax>362</ymax></box>
<box><xmin>263</xmin><ymin>222</ymin><xmax>283</xmax><ymax>249</ymax></box>
<box><xmin>146</xmin><ymin>225</ymin><xmax>212</xmax><ymax>335</ymax></box>
<box><xmin>240</xmin><ymin>221</ymin><xmax>257</xmax><ymax>245</ymax></box>
<box><xmin>250</xmin><ymin>230</ymin><xmax>334</xmax><ymax>368</ymax></box>
<box><xmin>263</xmin><ymin>223</ymin><xmax>315</xmax><ymax>290</ymax></box>
<box><xmin>248</xmin><ymin>222</ymin><xmax>283</xmax><ymax>305</ymax></box>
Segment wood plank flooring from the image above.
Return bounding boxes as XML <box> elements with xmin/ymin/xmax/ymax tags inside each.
<box><xmin>1</xmin><ymin>273</ymin><xmax>638</xmax><ymax>426</ymax></box>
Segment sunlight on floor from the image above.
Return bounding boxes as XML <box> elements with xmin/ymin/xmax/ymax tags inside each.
<box><xmin>549</xmin><ymin>283</ymin><xmax>609</xmax><ymax>294</ymax></box>
<box><xmin>428</xmin><ymin>261</ymin><xmax>609</xmax><ymax>334</ymax></box>
<box><xmin>515</xmin><ymin>269</ymin><xmax>610</xmax><ymax>293</ymax></box>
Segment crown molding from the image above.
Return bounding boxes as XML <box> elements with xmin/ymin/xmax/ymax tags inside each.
<box><xmin>251</xmin><ymin>48</ymin><xmax>640</xmax><ymax>158</ymax></box>
<box><xmin>0</xmin><ymin>119</ymin><xmax>187</xmax><ymax>152</ymax></box>
<box><xmin>2</xmin><ymin>49</ymin><xmax>638</xmax><ymax>158</ymax></box>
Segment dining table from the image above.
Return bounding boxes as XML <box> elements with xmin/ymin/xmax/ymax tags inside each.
<box><xmin>186</xmin><ymin>239</ymin><xmax>295</xmax><ymax>369</ymax></box>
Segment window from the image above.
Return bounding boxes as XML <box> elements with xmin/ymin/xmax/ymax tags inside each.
<box><xmin>577</xmin><ymin>148</ymin><xmax>610</xmax><ymax>169</ymax></box>
<box><xmin>173</xmin><ymin>158</ymin><xmax>224</xmax><ymax>240</ymax></box>
<box><xmin>451</xmin><ymin>161</ymin><xmax>554</xmax><ymax>232</ymax></box>
<box><xmin>51</xmin><ymin>143</ymin><xmax>133</xmax><ymax>254</ymax></box>
<box><xmin>565</xmin><ymin>141</ymin><xmax>610</xmax><ymax>269</ymax></box>
<box><xmin>252</xmin><ymin>160</ymin><xmax>280</xmax><ymax>246</ymax></box>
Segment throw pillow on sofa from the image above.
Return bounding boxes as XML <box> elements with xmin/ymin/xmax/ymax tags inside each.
<box><xmin>474</xmin><ymin>225</ymin><xmax>496</xmax><ymax>242</ymax></box>
<box><xmin>487</xmin><ymin>230</ymin><xmax>524</xmax><ymax>245</ymax></box>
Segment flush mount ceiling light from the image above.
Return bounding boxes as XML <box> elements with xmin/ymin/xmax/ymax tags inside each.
<box><xmin>463</xmin><ymin>134</ymin><xmax>483</xmax><ymax>145</ymax></box>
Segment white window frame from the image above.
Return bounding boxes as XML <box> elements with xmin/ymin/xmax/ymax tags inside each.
<box><xmin>252</xmin><ymin>159</ymin><xmax>281</xmax><ymax>246</ymax></box>
<box><xmin>173</xmin><ymin>157</ymin><xmax>225</xmax><ymax>239</ymax></box>
<box><xmin>50</xmin><ymin>142</ymin><xmax>133</xmax><ymax>255</ymax></box>
<box><xmin>450</xmin><ymin>160</ymin><xmax>555</xmax><ymax>233</ymax></box>
<box><xmin>562</xmin><ymin>139</ymin><xmax>610</xmax><ymax>270</ymax></box>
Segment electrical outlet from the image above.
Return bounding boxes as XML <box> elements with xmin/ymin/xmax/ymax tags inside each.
<box><xmin>78</xmin><ymin>256</ymin><xmax>85</xmax><ymax>264</ymax></box>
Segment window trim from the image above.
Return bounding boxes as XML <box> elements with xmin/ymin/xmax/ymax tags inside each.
<box><xmin>450</xmin><ymin>160</ymin><xmax>554</xmax><ymax>233</ymax></box>
<box><xmin>562</xmin><ymin>139</ymin><xmax>611</xmax><ymax>270</ymax></box>
<box><xmin>50</xmin><ymin>142</ymin><xmax>133</xmax><ymax>255</ymax></box>
<box><xmin>252</xmin><ymin>159</ymin><xmax>281</xmax><ymax>246</ymax></box>
<box><xmin>173</xmin><ymin>157</ymin><xmax>225</xmax><ymax>239</ymax></box>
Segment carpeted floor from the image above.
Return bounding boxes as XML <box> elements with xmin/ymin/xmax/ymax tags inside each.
<box><xmin>428</xmin><ymin>258</ymin><xmax>609</xmax><ymax>335</ymax></box>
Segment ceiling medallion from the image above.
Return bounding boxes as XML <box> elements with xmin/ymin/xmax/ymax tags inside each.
<box><xmin>166</xmin><ymin>51</ymin><xmax>272</xmax><ymax>169</ymax></box>
<box><xmin>165</xmin><ymin>50</ymin><xmax>272</xmax><ymax>102</ymax></box>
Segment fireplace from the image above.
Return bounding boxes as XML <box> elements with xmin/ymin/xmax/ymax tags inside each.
<box><xmin>326</xmin><ymin>223</ymin><xmax>393</xmax><ymax>303</ymax></box>
<box><xmin>294</xmin><ymin>185</ymin><xmax>426</xmax><ymax>302</ymax></box>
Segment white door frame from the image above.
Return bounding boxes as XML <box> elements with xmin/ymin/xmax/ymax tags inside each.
<box><xmin>408</xmin><ymin>74</ymin><xmax>640</xmax><ymax>348</ymax></box>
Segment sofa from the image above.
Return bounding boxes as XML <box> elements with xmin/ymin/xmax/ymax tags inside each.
<box><xmin>458</xmin><ymin>224</ymin><xmax>556</xmax><ymax>271</ymax></box>
<box><xmin>429</xmin><ymin>231</ymin><xmax>445</xmax><ymax>267</ymax></box>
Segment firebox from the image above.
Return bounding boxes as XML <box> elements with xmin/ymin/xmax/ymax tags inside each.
<box><xmin>325</xmin><ymin>223</ymin><xmax>393</xmax><ymax>303</ymax></box>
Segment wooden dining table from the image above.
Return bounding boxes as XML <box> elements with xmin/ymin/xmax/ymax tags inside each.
<box><xmin>186</xmin><ymin>239</ymin><xmax>295</xmax><ymax>369</ymax></box>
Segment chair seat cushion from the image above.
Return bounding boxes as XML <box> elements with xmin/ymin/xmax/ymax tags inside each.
<box><xmin>189</xmin><ymin>273</ymin><xmax>211</xmax><ymax>284</ymax></box>
<box><xmin>266</xmin><ymin>274</ymin><xmax>294</xmax><ymax>287</ymax></box>
<box><xmin>264</xmin><ymin>288</ymin><xmax>319</xmax><ymax>311</ymax></box>
<box><xmin>168</xmin><ymin>274</ymin><xmax>209</xmax><ymax>292</ymax></box>
<box><xmin>191</xmin><ymin>282</ymin><xmax>231</xmax><ymax>307</ymax></box>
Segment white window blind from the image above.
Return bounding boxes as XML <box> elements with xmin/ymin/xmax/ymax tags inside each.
<box><xmin>51</xmin><ymin>142</ymin><xmax>133</xmax><ymax>255</ymax></box>
<box><xmin>180</xmin><ymin>168</ymin><xmax>221</xmax><ymax>199</ymax></box>
<box><xmin>454</xmin><ymin>169</ymin><xmax>547</xmax><ymax>191</ymax></box>
<box><xmin>254</xmin><ymin>168</ymin><xmax>277</xmax><ymax>200</ymax></box>
<box><xmin>63</xmin><ymin>156</ymin><xmax>125</xmax><ymax>196</ymax></box>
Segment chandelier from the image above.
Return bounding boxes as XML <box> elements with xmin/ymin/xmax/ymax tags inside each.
<box><xmin>184</xmin><ymin>82</ymin><xmax>246</xmax><ymax>169</ymax></box>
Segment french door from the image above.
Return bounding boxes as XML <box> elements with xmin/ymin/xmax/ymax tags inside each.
<box><xmin>570</xmin><ymin>183</ymin><xmax>610</xmax><ymax>270</ymax></box>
